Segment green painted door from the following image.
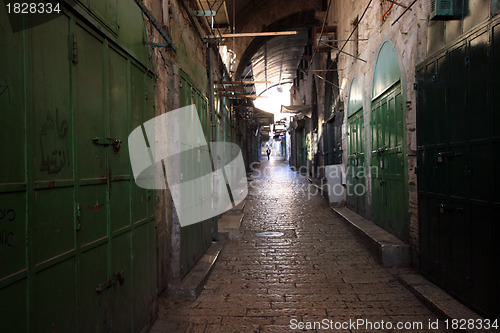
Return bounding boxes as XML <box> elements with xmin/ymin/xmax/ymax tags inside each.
<box><xmin>346</xmin><ymin>77</ymin><xmax>365</xmax><ymax>214</ymax></box>
<box><xmin>0</xmin><ymin>4</ymin><xmax>156</xmax><ymax>332</ymax></box>
<box><xmin>417</xmin><ymin>23</ymin><xmax>499</xmax><ymax>318</ymax></box>
<box><xmin>369</xmin><ymin>40</ymin><xmax>406</xmax><ymax>240</ymax></box>
<box><xmin>347</xmin><ymin>112</ymin><xmax>366</xmax><ymax>215</ymax></box>
<box><xmin>178</xmin><ymin>72</ymin><xmax>216</xmax><ymax>278</ymax></box>
<box><xmin>296</xmin><ymin>129</ymin><xmax>305</xmax><ymax>170</ymax></box>
<box><xmin>370</xmin><ymin>84</ymin><xmax>406</xmax><ymax>239</ymax></box>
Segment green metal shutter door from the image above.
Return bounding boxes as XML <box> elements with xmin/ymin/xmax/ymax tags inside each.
<box><xmin>178</xmin><ymin>72</ymin><xmax>214</xmax><ymax>279</ymax></box>
<box><xmin>0</xmin><ymin>18</ymin><xmax>26</xmax><ymax>333</ymax></box>
<box><xmin>0</xmin><ymin>6</ymin><xmax>156</xmax><ymax>331</ymax></box>
<box><xmin>370</xmin><ymin>85</ymin><xmax>406</xmax><ymax>240</ymax></box>
<box><xmin>418</xmin><ymin>21</ymin><xmax>500</xmax><ymax>318</ymax></box>
<box><xmin>347</xmin><ymin>112</ymin><xmax>366</xmax><ymax>215</ymax></box>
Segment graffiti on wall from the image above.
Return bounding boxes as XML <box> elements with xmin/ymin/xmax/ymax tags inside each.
<box><xmin>0</xmin><ymin>209</ymin><xmax>15</xmax><ymax>247</ymax></box>
<box><xmin>39</xmin><ymin>108</ymin><xmax>69</xmax><ymax>174</ymax></box>
<box><xmin>0</xmin><ymin>79</ymin><xmax>10</xmax><ymax>102</ymax></box>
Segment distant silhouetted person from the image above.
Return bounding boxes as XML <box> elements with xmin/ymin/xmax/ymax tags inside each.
<box><xmin>266</xmin><ymin>148</ymin><xmax>271</xmax><ymax>160</ymax></box>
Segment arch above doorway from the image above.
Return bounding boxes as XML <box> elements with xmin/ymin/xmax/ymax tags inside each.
<box><xmin>372</xmin><ymin>40</ymin><xmax>401</xmax><ymax>99</ymax></box>
<box><xmin>348</xmin><ymin>77</ymin><xmax>363</xmax><ymax>117</ymax></box>
<box><xmin>370</xmin><ymin>39</ymin><xmax>407</xmax><ymax>240</ymax></box>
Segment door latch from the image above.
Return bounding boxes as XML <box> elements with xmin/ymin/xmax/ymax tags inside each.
<box><xmin>437</xmin><ymin>151</ymin><xmax>462</xmax><ymax>163</ymax></box>
<box><xmin>439</xmin><ymin>203</ymin><xmax>463</xmax><ymax>214</ymax></box>
<box><xmin>92</xmin><ymin>137</ymin><xmax>122</xmax><ymax>152</ymax></box>
<box><xmin>96</xmin><ymin>270</ymin><xmax>125</xmax><ymax>293</ymax></box>
<box><xmin>377</xmin><ymin>147</ymin><xmax>386</xmax><ymax>155</ymax></box>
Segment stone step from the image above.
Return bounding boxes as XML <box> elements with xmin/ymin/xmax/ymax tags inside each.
<box><xmin>332</xmin><ymin>207</ymin><xmax>411</xmax><ymax>268</ymax></box>
<box><xmin>172</xmin><ymin>241</ymin><xmax>223</xmax><ymax>301</ymax></box>
<box><xmin>225</xmin><ymin>200</ymin><xmax>246</xmax><ymax>215</ymax></box>
<box><xmin>218</xmin><ymin>213</ymin><xmax>244</xmax><ymax>240</ymax></box>
<box><xmin>397</xmin><ymin>272</ymin><xmax>484</xmax><ymax>333</ymax></box>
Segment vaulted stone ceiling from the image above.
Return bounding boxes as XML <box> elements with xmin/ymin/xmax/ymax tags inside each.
<box><xmin>197</xmin><ymin>0</ymin><xmax>323</xmax><ymax>95</ymax></box>
<box><xmin>249</xmin><ymin>29</ymin><xmax>308</xmax><ymax>96</ymax></box>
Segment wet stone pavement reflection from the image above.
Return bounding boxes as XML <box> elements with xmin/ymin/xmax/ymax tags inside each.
<box><xmin>150</xmin><ymin>158</ymin><xmax>446</xmax><ymax>333</ymax></box>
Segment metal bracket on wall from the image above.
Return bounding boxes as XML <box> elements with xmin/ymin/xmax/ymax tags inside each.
<box><xmin>190</xmin><ymin>10</ymin><xmax>216</xmax><ymax>17</ymax></box>
<box><xmin>145</xmin><ymin>41</ymin><xmax>172</xmax><ymax>48</ymax></box>
<box><xmin>134</xmin><ymin>0</ymin><xmax>177</xmax><ymax>52</ymax></box>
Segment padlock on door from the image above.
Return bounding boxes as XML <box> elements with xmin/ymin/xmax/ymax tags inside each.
<box><xmin>437</xmin><ymin>153</ymin><xmax>444</xmax><ymax>163</ymax></box>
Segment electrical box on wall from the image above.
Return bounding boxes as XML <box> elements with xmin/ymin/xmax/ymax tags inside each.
<box><xmin>430</xmin><ymin>0</ymin><xmax>462</xmax><ymax>20</ymax></box>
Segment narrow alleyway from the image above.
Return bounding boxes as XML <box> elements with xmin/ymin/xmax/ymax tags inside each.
<box><xmin>150</xmin><ymin>159</ymin><xmax>445</xmax><ymax>333</ymax></box>
<box><xmin>3</xmin><ymin>1</ymin><xmax>498</xmax><ymax>330</ymax></box>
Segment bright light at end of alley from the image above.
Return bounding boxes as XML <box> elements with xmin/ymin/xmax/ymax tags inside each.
<box><xmin>254</xmin><ymin>84</ymin><xmax>292</xmax><ymax>116</ymax></box>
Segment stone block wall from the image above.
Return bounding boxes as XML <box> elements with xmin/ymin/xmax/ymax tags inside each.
<box><xmin>329</xmin><ymin>0</ymin><xmax>431</xmax><ymax>265</ymax></box>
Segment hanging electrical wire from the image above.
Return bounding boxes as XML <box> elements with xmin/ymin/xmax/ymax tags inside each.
<box><xmin>314</xmin><ymin>74</ymin><xmax>342</xmax><ymax>90</ymax></box>
<box><xmin>382</xmin><ymin>2</ymin><xmax>394</xmax><ymax>21</ymax></box>
<box><xmin>322</xmin><ymin>0</ymin><xmax>373</xmax><ymax>73</ymax></box>
<box><xmin>307</xmin><ymin>0</ymin><xmax>333</xmax><ymax>71</ymax></box>
<box><xmin>391</xmin><ymin>0</ymin><xmax>417</xmax><ymax>26</ymax></box>
<box><xmin>338</xmin><ymin>0</ymin><xmax>372</xmax><ymax>59</ymax></box>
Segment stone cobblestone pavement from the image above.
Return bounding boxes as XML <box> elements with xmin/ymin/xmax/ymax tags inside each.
<box><xmin>150</xmin><ymin>158</ymin><xmax>449</xmax><ymax>333</ymax></box>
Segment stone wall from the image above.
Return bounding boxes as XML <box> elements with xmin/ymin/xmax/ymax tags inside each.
<box><xmin>142</xmin><ymin>0</ymin><xmax>213</xmax><ymax>294</ymax></box>
<box><xmin>329</xmin><ymin>0</ymin><xmax>431</xmax><ymax>265</ymax></box>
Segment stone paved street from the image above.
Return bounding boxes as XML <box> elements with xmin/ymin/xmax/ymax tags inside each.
<box><xmin>150</xmin><ymin>158</ymin><xmax>447</xmax><ymax>333</ymax></box>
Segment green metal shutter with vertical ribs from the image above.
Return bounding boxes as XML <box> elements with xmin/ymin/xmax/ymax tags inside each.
<box><xmin>417</xmin><ymin>19</ymin><xmax>500</xmax><ymax>318</ymax></box>
<box><xmin>347</xmin><ymin>77</ymin><xmax>366</xmax><ymax>215</ymax></box>
<box><xmin>0</xmin><ymin>2</ymin><xmax>156</xmax><ymax>331</ymax></box>
<box><xmin>370</xmin><ymin>40</ymin><xmax>407</xmax><ymax>240</ymax></box>
<box><xmin>178</xmin><ymin>71</ymin><xmax>216</xmax><ymax>279</ymax></box>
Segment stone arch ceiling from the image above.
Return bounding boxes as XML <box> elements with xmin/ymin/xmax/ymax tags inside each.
<box><xmin>248</xmin><ymin>29</ymin><xmax>308</xmax><ymax>96</ymax></box>
<box><xmin>230</xmin><ymin>0</ymin><xmax>322</xmax><ymax>32</ymax></box>
<box><xmin>221</xmin><ymin>0</ymin><xmax>323</xmax><ymax>85</ymax></box>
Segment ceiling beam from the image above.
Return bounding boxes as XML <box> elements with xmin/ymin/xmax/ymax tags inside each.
<box><xmin>217</xmin><ymin>80</ymin><xmax>271</xmax><ymax>84</ymax></box>
<box><xmin>207</xmin><ymin>31</ymin><xmax>297</xmax><ymax>38</ymax></box>
<box><xmin>217</xmin><ymin>87</ymin><xmax>245</xmax><ymax>91</ymax></box>
<box><xmin>219</xmin><ymin>94</ymin><xmax>268</xmax><ymax>98</ymax></box>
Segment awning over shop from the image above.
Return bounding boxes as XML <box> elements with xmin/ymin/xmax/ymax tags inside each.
<box><xmin>253</xmin><ymin>107</ymin><xmax>274</xmax><ymax>126</ymax></box>
<box><xmin>280</xmin><ymin>105</ymin><xmax>312</xmax><ymax>114</ymax></box>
